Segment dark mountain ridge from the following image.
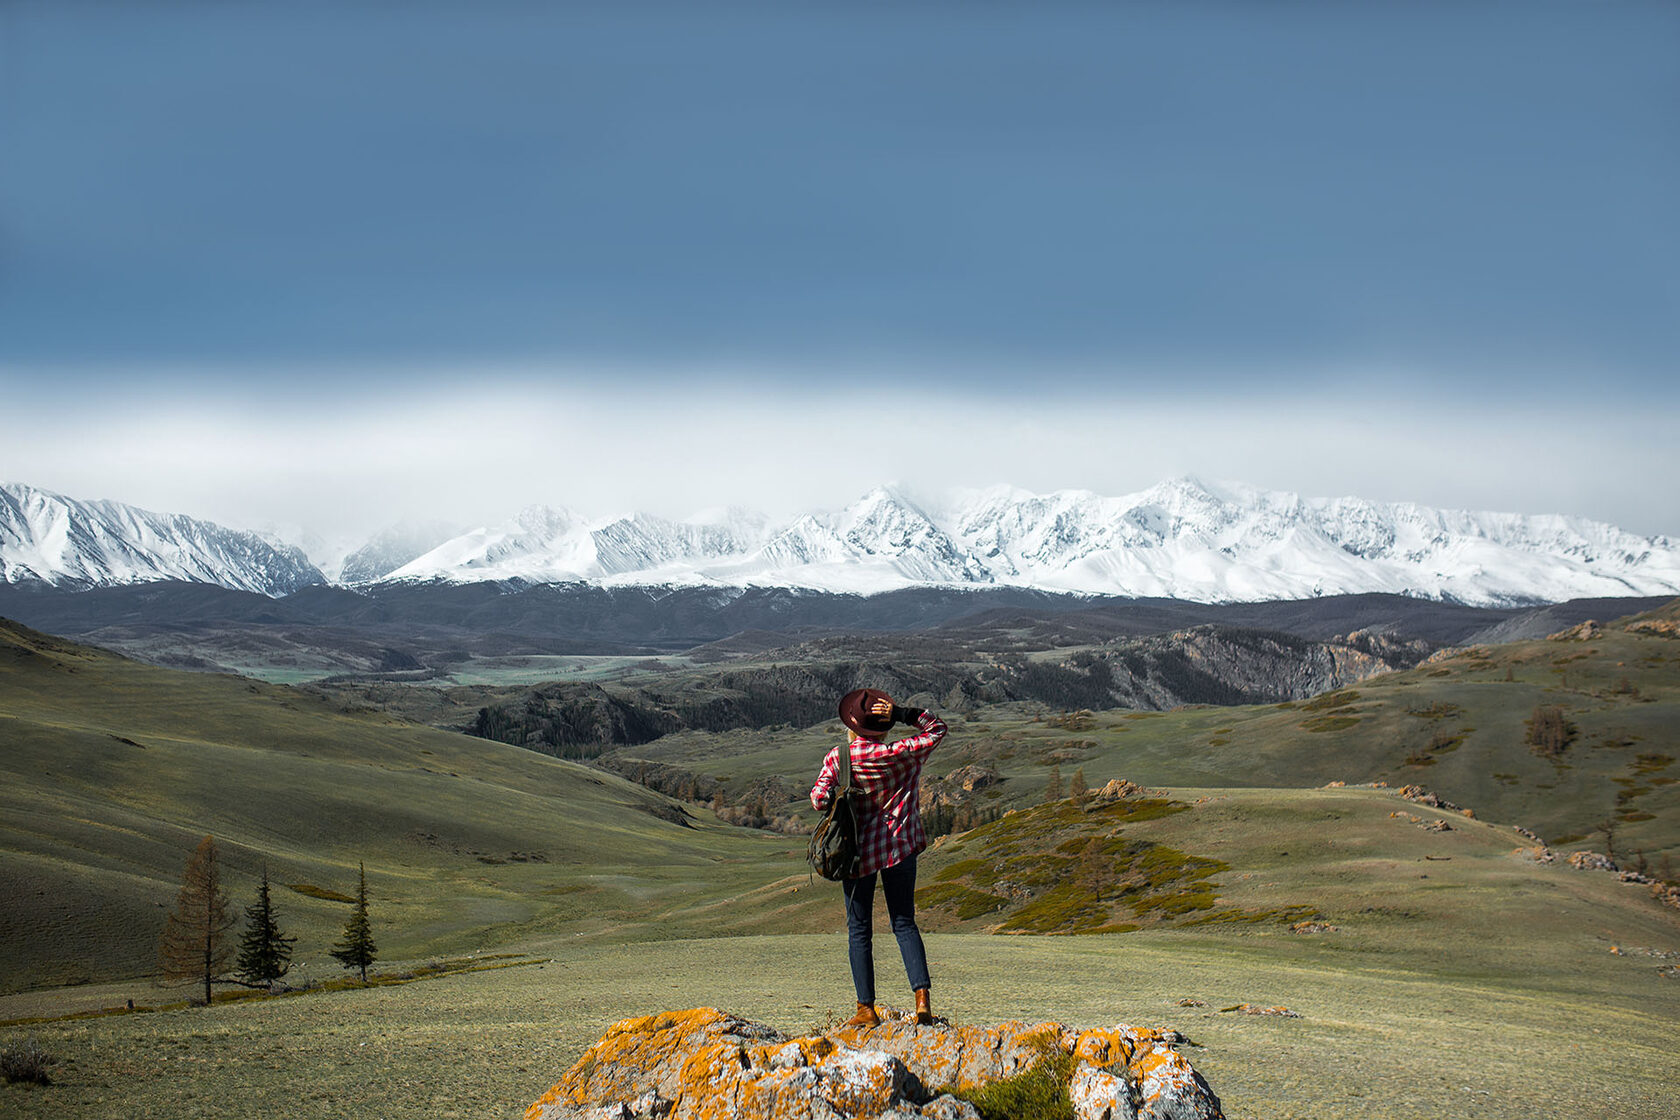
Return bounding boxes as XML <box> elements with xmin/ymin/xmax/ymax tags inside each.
<box><xmin>2</xmin><ymin>580</ymin><xmax>1662</xmax><ymax>654</ymax></box>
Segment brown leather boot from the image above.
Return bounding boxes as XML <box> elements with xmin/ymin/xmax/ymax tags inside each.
<box><xmin>914</xmin><ymin>988</ymin><xmax>933</xmax><ymax>1026</ymax></box>
<box><xmin>843</xmin><ymin>1001</ymin><xmax>880</xmax><ymax>1028</ymax></box>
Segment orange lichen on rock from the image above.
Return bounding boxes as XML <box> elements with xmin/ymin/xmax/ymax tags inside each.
<box><xmin>526</xmin><ymin>1007</ymin><xmax>1224</xmax><ymax>1120</ymax></box>
<box><xmin>1074</xmin><ymin>1027</ymin><xmax>1136</xmax><ymax>1069</ymax></box>
<box><xmin>1129</xmin><ymin>1047</ymin><xmax>1175</xmax><ymax>1079</ymax></box>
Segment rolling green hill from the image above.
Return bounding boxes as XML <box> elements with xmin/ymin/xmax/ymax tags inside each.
<box><xmin>1021</xmin><ymin>599</ymin><xmax>1680</xmax><ymax>864</ymax></box>
<box><xmin>0</xmin><ymin>618</ymin><xmax>812</xmax><ymax>994</ymax></box>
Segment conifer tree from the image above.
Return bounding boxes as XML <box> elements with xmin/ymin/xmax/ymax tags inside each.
<box><xmin>235</xmin><ymin>867</ymin><xmax>296</xmax><ymax>988</ymax></box>
<box><xmin>1070</xmin><ymin>767</ymin><xmax>1089</xmax><ymax>806</ymax></box>
<box><xmin>159</xmin><ymin>835</ymin><xmax>236</xmax><ymax>1005</ymax></box>
<box><xmin>1044</xmin><ymin>764</ymin><xmax>1063</xmax><ymax>803</ymax></box>
<box><xmin>330</xmin><ymin>862</ymin><xmax>377</xmax><ymax>982</ymax></box>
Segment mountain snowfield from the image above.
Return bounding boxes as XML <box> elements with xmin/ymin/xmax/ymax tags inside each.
<box><xmin>0</xmin><ymin>482</ymin><xmax>321</xmax><ymax>596</ymax></box>
<box><xmin>4</xmin><ymin>478</ymin><xmax>1678</xmax><ymax>607</ymax></box>
<box><xmin>382</xmin><ymin>479</ymin><xmax>1680</xmax><ymax>605</ymax></box>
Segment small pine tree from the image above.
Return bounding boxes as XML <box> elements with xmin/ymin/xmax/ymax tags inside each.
<box><xmin>1075</xmin><ymin>836</ymin><xmax>1108</xmax><ymax>891</ymax></box>
<box><xmin>1069</xmin><ymin>768</ymin><xmax>1089</xmax><ymax>806</ymax></box>
<box><xmin>159</xmin><ymin>835</ymin><xmax>236</xmax><ymax>1005</ymax></box>
<box><xmin>1044</xmin><ymin>765</ymin><xmax>1063</xmax><ymax>803</ymax></box>
<box><xmin>330</xmin><ymin>862</ymin><xmax>377</xmax><ymax>982</ymax></box>
<box><xmin>235</xmin><ymin>867</ymin><xmax>296</xmax><ymax>988</ymax></box>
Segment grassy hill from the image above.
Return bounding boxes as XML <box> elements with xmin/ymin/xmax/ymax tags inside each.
<box><xmin>0</xmin><ymin>618</ymin><xmax>815</xmax><ymax>994</ymax></box>
<box><xmin>614</xmin><ymin>599</ymin><xmax>1680</xmax><ymax>867</ymax></box>
<box><xmin>1023</xmin><ymin>599</ymin><xmax>1680</xmax><ymax>864</ymax></box>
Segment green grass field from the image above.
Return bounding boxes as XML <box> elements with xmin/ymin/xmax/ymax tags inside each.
<box><xmin>4</xmin><ymin>926</ymin><xmax>1676</xmax><ymax>1120</ymax></box>
<box><xmin>3</xmin><ymin>608</ymin><xmax>1678</xmax><ymax>1119</ymax></box>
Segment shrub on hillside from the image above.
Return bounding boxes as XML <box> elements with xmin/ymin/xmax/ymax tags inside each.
<box><xmin>1045</xmin><ymin>709</ymin><xmax>1097</xmax><ymax>731</ymax></box>
<box><xmin>1526</xmin><ymin>705</ymin><xmax>1576</xmax><ymax>758</ymax></box>
<box><xmin>1</xmin><ymin>1037</ymin><xmax>56</xmax><ymax>1085</ymax></box>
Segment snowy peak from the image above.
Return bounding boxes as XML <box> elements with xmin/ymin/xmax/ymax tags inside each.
<box><xmin>752</xmin><ymin>515</ymin><xmax>852</xmax><ymax>570</ymax></box>
<box><xmin>0</xmin><ymin>483</ymin><xmax>323</xmax><ymax>595</ymax></box>
<box><xmin>338</xmin><ymin>520</ymin><xmax>464</xmax><ymax>584</ymax></box>
<box><xmin>387</xmin><ymin>505</ymin><xmax>597</xmax><ymax>583</ymax></box>
<box><xmin>590</xmin><ymin>511</ymin><xmax>765</xmax><ymax>576</ymax></box>
<box><xmin>835</xmin><ymin>488</ymin><xmax>992</xmax><ymax>584</ymax></box>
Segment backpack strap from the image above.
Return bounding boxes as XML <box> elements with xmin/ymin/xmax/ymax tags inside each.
<box><xmin>837</xmin><ymin>736</ymin><xmax>853</xmax><ymax>796</ymax></box>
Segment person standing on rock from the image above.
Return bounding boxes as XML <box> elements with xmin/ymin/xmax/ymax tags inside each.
<box><xmin>811</xmin><ymin>688</ymin><xmax>948</xmax><ymax>1028</ymax></box>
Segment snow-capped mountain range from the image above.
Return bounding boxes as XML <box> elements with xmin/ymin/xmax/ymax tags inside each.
<box><xmin>4</xmin><ymin>479</ymin><xmax>1678</xmax><ymax>607</ymax></box>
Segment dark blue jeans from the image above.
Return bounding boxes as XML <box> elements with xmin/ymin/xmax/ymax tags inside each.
<box><xmin>842</xmin><ymin>855</ymin><xmax>931</xmax><ymax>1004</ymax></box>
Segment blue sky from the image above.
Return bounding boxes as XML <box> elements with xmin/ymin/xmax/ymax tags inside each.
<box><xmin>2</xmin><ymin>1</ymin><xmax>1676</xmax><ymax>538</ymax></box>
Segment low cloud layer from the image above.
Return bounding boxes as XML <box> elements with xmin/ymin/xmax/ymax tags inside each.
<box><xmin>6</xmin><ymin>376</ymin><xmax>1674</xmax><ymax>543</ymax></box>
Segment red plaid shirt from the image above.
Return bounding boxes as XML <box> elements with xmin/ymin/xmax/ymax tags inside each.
<box><xmin>810</xmin><ymin>711</ymin><xmax>947</xmax><ymax>878</ymax></box>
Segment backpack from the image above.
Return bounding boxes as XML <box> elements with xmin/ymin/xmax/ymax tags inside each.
<box><xmin>807</xmin><ymin>741</ymin><xmax>864</xmax><ymax>881</ymax></box>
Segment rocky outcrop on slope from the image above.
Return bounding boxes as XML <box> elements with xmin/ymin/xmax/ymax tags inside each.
<box><xmin>919</xmin><ymin>765</ymin><xmax>1004</xmax><ymax>814</ymax></box>
<box><xmin>526</xmin><ymin>1007</ymin><xmax>1223</xmax><ymax>1120</ymax></box>
<box><xmin>1547</xmin><ymin>620</ymin><xmax>1604</xmax><ymax>641</ymax></box>
<box><xmin>1093</xmin><ymin>778</ymin><xmax>1143</xmax><ymax>802</ymax></box>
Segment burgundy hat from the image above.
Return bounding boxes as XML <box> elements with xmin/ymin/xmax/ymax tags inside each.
<box><xmin>838</xmin><ymin>688</ymin><xmax>893</xmax><ymax>736</ymax></box>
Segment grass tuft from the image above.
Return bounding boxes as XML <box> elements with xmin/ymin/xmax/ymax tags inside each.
<box><xmin>1300</xmin><ymin>689</ymin><xmax>1361</xmax><ymax>712</ymax></box>
<box><xmin>1300</xmin><ymin>715</ymin><xmax>1360</xmax><ymax>733</ymax></box>
<box><xmin>955</xmin><ymin>1037</ymin><xmax>1076</xmax><ymax>1120</ymax></box>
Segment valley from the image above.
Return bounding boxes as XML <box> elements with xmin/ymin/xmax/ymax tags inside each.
<box><xmin>1</xmin><ymin>597</ymin><xmax>1677</xmax><ymax>1119</ymax></box>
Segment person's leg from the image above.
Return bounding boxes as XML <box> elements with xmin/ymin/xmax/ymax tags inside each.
<box><xmin>842</xmin><ymin>872</ymin><xmax>878</xmax><ymax>1020</ymax></box>
<box><xmin>880</xmin><ymin>856</ymin><xmax>931</xmax><ymax>998</ymax></box>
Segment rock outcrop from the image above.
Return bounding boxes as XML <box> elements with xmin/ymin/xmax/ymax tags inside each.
<box><xmin>920</xmin><ymin>765</ymin><xmax>1005</xmax><ymax>813</ymax></box>
<box><xmin>526</xmin><ymin>1007</ymin><xmax>1224</xmax><ymax>1120</ymax></box>
<box><xmin>1094</xmin><ymin>778</ymin><xmax>1142</xmax><ymax>803</ymax></box>
<box><xmin>1569</xmin><ymin>851</ymin><xmax>1618</xmax><ymax>872</ymax></box>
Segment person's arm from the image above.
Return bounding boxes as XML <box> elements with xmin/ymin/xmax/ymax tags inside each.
<box><xmin>888</xmin><ymin>708</ymin><xmax>946</xmax><ymax>759</ymax></box>
<box><xmin>810</xmin><ymin>745</ymin><xmax>839</xmax><ymax>810</ymax></box>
